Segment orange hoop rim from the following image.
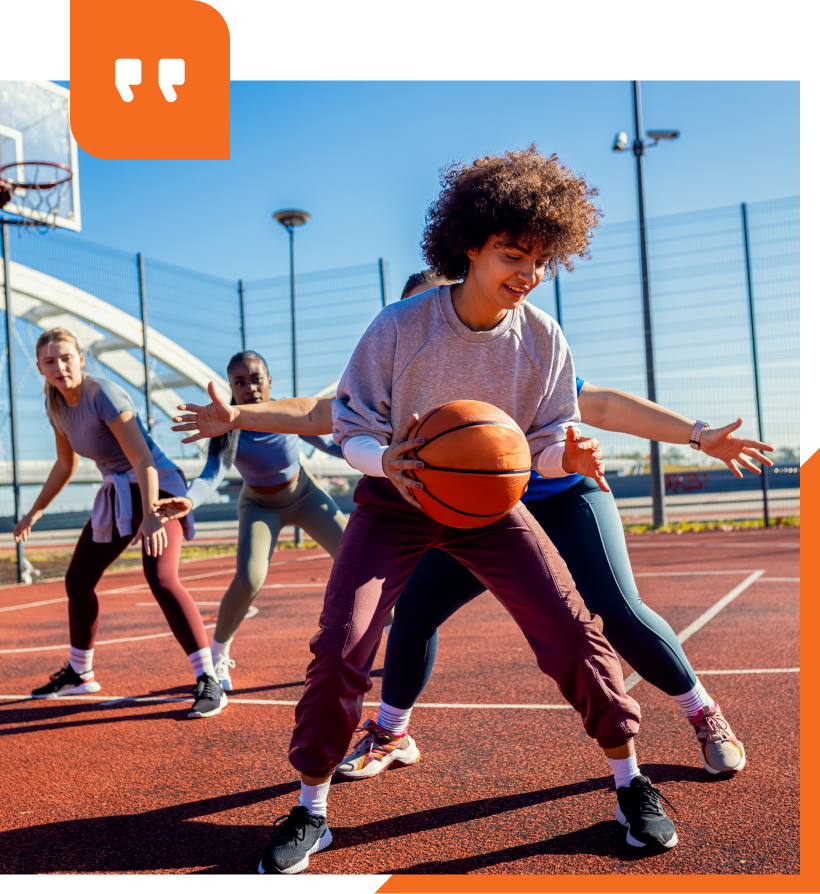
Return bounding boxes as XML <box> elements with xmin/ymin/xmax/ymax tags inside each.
<box><xmin>0</xmin><ymin>160</ymin><xmax>73</xmax><ymax>190</ymax></box>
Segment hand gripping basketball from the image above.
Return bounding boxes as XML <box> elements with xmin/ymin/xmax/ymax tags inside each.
<box><xmin>403</xmin><ymin>401</ymin><xmax>532</xmax><ymax>528</ymax></box>
<box><xmin>382</xmin><ymin>413</ymin><xmax>427</xmax><ymax>509</ymax></box>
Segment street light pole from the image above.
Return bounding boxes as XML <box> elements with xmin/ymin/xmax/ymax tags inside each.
<box><xmin>273</xmin><ymin>209</ymin><xmax>310</xmax><ymax>548</ymax></box>
<box><xmin>613</xmin><ymin>82</ymin><xmax>680</xmax><ymax>528</ymax></box>
<box><xmin>631</xmin><ymin>81</ymin><xmax>666</xmax><ymax>529</ymax></box>
<box><xmin>273</xmin><ymin>209</ymin><xmax>311</xmax><ymax>399</ymax></box>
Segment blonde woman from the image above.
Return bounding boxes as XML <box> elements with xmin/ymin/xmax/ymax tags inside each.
<box><xmin>14</xmin><ymin>329</ymin><xmax>226</xmax><ymax>718</ymax></box>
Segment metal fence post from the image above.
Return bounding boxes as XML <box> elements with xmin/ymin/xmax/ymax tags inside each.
<box><xmin>379</xmin><ymin>258</ymin><xmax>387</xmax><ymax>307</ymax></box>
<box><xmin>741</xmin><ymin>202</ymin><xmax>770</xmax><ymax>526</ymax></box>
<box><xmin>2</xmin><ymin>224</ymin><xmax>25</xmax><ymax>583</ymax></box>
<box><xmin>137</xmin><ymin>253</ymin><xmax>152</xmax><ymax>434</ymax></box>
<box><xmin>554</xmin><ymin>272</ymin><xmax>563</xmax><ymax>329</ymax></box>
<box><xmin>238</xmin><ymin>279</ymin><xmax>247</xmax><ymax>351</ymax></box>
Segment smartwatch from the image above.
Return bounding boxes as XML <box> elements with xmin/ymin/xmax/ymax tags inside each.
<box><xmin>689</xmin><ymin>420</ymin><xmax>709</xmax><ymax>451</ymax></box>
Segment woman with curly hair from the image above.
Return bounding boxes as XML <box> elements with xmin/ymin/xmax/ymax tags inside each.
<box><xmin>174</xmin><ymin>147</ymin><xmax>681</xmax><ymax>870</ymax></box>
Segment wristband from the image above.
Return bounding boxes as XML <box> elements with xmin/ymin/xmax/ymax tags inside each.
<box><xmin>689</xmin><ymin>420</ymin><xmax>709</xmax><ymax>451</ymax></box>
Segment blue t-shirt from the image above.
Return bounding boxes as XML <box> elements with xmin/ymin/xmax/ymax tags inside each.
<box><xmin>522</xmin><ymin>376</ymin><xmax>584</xmax><ymax>503</ymax></box>
<box><xmin>186</xmin><ymin>430</ymin><xmax>344</xmax><ymax>509</ymax></box>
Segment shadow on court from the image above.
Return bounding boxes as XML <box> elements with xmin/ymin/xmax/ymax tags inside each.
<box><xmin>0</xmin><ymin>776</ymin><xmax>684</xmax><ymax>874</ymax></box>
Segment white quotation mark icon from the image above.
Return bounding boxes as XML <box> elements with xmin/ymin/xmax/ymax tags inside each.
<box><xmin>115</xmin><ymin>58</ymin><xmax>185</xmax><ymax>103</ymax></box>
<box><xmin>115</xmin><ymin>59</ymin><xmax>141</xmax><ymax>102</ymax></box>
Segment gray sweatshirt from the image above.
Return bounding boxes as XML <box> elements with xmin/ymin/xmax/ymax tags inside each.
<box><xmin>332</xmin><ymin>285</ymin><xmax>579</xmax><ymax>469</ymax></box>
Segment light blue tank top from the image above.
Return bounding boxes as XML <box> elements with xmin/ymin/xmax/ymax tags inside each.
<box><xmin>186</xmin><ymin>429</ymin><xmax>344</xmax><ymax>509</ymax></box>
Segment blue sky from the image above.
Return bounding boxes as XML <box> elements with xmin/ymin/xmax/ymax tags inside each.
<box><xmin>56</xmin><ymin>80</ymin><xmax>799</xmax><ymax>298</ymax></box>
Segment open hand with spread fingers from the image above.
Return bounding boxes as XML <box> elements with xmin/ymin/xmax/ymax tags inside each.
<box><xmin>382</xmin><ymin>413</ymin><xmax>426</xmax><ymax>509</ymax></box>
<box><xmin>699</xmin><ymin>418</ymin><xmax>774</xmax><ymax>478</ymax></box>
<box><xmin>171</xmin><ymin>381</ymin><xmax>238</xmax><ymax>443</ymax></box>
<box><xmin>562</xmin><ymin>425</ymin><xmax>610</xmax><ymax>492</ymax></box>
<box><xmin>153</xmin><ymin>496</ymin><xmax>194</xmax><ymax>523</ymax></box>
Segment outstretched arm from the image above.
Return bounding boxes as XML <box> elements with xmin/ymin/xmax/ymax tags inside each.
<box><xmin>171</xmin><ymin>382</ymin><xmax>335</xmax><ymax>442</ymax></box>
<box><xmin>14</xmin><ymin>430</ymin><xmax>79</xmax><ymax>542</ymax></box>
<box><xmin>578</xmin><ymin>383</ymin><xmax>774</xmax><ymax>478</ymax></box>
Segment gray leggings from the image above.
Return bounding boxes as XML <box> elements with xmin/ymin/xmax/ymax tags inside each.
<box><xmin>214</xmin><ymin>467</ymin><xmax>347</xmax><ymax>642</ymax></box>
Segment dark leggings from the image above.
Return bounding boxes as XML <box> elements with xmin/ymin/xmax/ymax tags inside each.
<box><xmin>382</xmin><ymin>477</ymin><xmax>698</xmax><ymax>709</ymax></box>
<box><xmin>66</xmin><ymin>485</ymin><xmax>209</xmax><ymax>655</ymax></box>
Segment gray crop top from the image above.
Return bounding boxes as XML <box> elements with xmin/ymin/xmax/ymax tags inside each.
<box><xmin>54</xmin><ymin>377</ymin><xmax>177</xmax><ymax>476</ymax></box>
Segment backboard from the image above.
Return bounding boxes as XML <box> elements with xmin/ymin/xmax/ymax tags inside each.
<box><xmin>0</xmin><ymin>81</ymin><xmax>81</xmax><ymax>231</ymax></box>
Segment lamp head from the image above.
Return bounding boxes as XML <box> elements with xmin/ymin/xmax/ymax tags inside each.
<box><xmin>273</xmin><ymin>209</ymin><xmax>311</xmax><ymax>228</ymax></box>
<box><xmin>646</xmin><ymin>130</ymin><xmax>680</xmax><ymax>141</ymax></box>
<box><xmin>612</xmin><ymin>131</ymin><xmax>630</xmax><ymax>152</ymax></box>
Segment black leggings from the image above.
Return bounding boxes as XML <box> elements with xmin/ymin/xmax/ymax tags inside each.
<box><xmin>66</xmin><ymin>485</ymin><xmax>209</xmax><ymax>656</ymax></box>
<box><xmin>382</xmin><ymin>477</ymin><xmax>698</xmax><ymax>709</ymax></box>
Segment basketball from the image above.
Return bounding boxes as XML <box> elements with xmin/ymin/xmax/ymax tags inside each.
<box><xmin>407</xmin><ymin>400</ymin><xmax>531</xmax><ymax>528</ymax></box>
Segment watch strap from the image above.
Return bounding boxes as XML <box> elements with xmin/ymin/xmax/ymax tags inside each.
<box><xmin>689</xmin><ymin>420</ymin><xmax>709</xmax><ymax>451</ymax></box>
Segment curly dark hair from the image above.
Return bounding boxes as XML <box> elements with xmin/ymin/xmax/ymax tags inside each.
<box><xmin>422</xmin><ymin>144</ymin><xmax>602</xmax><ymax>281</ymax></box>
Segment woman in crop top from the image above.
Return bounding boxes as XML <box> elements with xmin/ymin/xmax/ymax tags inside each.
<box><xmin>14</xmin><ymin>328</ymin><xmax>226</xmax><ymax>719</ymax></box>
<box><xmin>153</xmin><ymin>350</ymin><xmax>348</xmax><ymax>692</ymax></box>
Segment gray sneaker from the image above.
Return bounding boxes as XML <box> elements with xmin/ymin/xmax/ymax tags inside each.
<box><xmin>258</xmin><ymin>806</ymin><xmax>332</xmax><ymax>874</ymax></box>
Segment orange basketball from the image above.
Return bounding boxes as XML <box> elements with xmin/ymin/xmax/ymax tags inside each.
<box><xmin>407</xmin><ymin>400</ymin><xmax>531</xmax><ymax>528</ymax></box>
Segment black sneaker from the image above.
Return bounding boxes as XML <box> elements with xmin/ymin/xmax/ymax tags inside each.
<box><xmin>257</xmin><ymin>805</ymin><xmax>332</xmax><ymax>875</ymax></box>
<box><xmin>31</xmin><ymin>663</ymin><xmax>101</xmax><ymax>699</ymax></box>
<box><xmin>615</xmin><ymin>775</ymin><xmax>678</xmax><ymax>848</ymax></box>
<box><xmin>188</xmin><ymin>673</ymin><xmax>227</xmax><ymax>718</ymax></box>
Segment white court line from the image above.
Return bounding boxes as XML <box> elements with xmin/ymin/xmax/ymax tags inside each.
<box><xmin>627</xmin><ymin>542</ymin><xmax>798</xmax><ymax>549</ymax></box>
<box><xmin>96</xmin><ymin>556</ymin><xmax>331</xmax><ymax>595</ymax></box>
<box><xmin>0</xmin><ymin>671</ymin><xmax>798</xmax><ymax>709</ymax></box>
<box><xmin>170</xmin><ymin>584</ymin><xmax>325</xmax><ymax>591</ymax></box>
<box><xmin>0</xmin><ymin>597</ymin><xmax>68</xmax><ymax>613</ymax></box>
<box><xmin>633</xmin><ymin>571</ymin><xmax>799</xmax><ymax>582</ymax></box>
<box><xmin>694</xmin><ymin>668</ymin><xmax>799</xmax><ymax>675</ymax></box>
<box><xmin>0</xmin><ymin>624</ymin><xmax>215</xmax><ymax>654</ymax></box>
<box><xmin>624</xmin><ymin>570</ymin><xmax>765</xmax><ymax>692</ymax></box>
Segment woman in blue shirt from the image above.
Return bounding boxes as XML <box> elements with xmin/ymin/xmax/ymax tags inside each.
<box><xmin>171</xmin><ymin>275</ymin><xmax>774</xmax><ymax>779</ymax></box>
<box><xmin>155</xmin><ymin>350</ymin><xmax>347</xmax><ymax>691</ymax></box>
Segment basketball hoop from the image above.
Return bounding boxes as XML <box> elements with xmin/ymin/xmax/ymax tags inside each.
<box><xmin>0</xmin><ymin>161</ymin><xmax>73</xmax><ymax>231</ymax></box>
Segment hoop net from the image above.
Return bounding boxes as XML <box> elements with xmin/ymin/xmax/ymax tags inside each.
<box><xmin>0</xmin><ymin>161</ymin><xmax>73</xmax><ymax>231</ymax></box>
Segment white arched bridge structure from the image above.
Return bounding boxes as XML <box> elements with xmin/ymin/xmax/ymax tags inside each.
<box><xmin>0</xmin><ymin>261</ymin><xmax>352</xmax><ymax>487</ymax></box>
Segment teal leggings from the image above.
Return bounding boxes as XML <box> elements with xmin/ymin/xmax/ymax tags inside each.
<box><xmin>383</xmin><ymin>476</ymin><xmax>699</xmax><ymax>709</ymax></box>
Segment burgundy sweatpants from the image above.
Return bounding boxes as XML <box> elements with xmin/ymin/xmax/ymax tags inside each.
<box><xmin>289</xmin><ymin>477</ymin><xmax>641</xmax><ymax>777</ymax></box>
<box><xmin>66</xmin><ymin>484</ymin><xmax>209</xmax><ymax>656</ymax></box>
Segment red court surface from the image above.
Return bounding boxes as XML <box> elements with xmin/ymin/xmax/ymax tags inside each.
<box><xmin>0</xmin><ymin>529</ymin><xmax>799</xmax><ymax>877</ymax></box>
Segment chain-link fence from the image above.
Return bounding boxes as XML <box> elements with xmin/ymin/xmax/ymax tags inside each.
<box><xmin>0</xmin><ymin>195</ymin><xmax>799</xmax><ymax>583</ymax></box>
<box><xmin>530</xmin><ymin>196</ymin><xmax>799</xmax><ymax>523</ymax></box>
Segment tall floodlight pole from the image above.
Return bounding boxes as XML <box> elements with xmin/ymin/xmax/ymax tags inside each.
<box><xmin>612</xmin><ymin>82</ymin><xmax>680</xmax><ymax>528</ymax></box>
<box><xmin>273</xmin><ymin>209</ymin><xmax>310</xmax><ymax>547</ymax></box>
<box><xmin>273</xmin><ymin>210</ymin><xmax>310</xmax><ymax>400</ymax></box>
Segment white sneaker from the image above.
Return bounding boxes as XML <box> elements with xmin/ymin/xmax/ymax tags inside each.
<box><xmin>213</xmin><ymin>653</ymin><xmax>236</xmax><ymax>691</ymax></box>
<box><xmin>336</xmin><ymin>719</ymin><xmax>420</xmax><ymax>779</ymax></box>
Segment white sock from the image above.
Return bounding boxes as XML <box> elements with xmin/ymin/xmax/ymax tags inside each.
<box><xmin>377</xmin><ymin>700</ymin><xmax>412</xmax><ymax>735</ymax></box>
<box><xmin>189</xmin><ymin>647</ymin><xmax>215</xmax><ymax>680</ymax></box>
<box><xmin>211</xmin><ymin>636</ymin><xmax>233</xmax><ymax>662</ymax></box>
<box><xmin>69</xmin><ymin>647</ymin><xmax>94</xmax><ymax>676</ymax></box>
<box><xmin>299</xmin><ymin>779</ymin><xmax>330</xmax><ymax>818</ymax></box>
<box><xmin>670</xmin><ymin>679</ymin><xmax>715</xmax><ymax>717</ymax></box>
<box><xmin>607</xmin><ymin>753</ymin><xmax>641</xmax><ymax>789</ymax></box>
